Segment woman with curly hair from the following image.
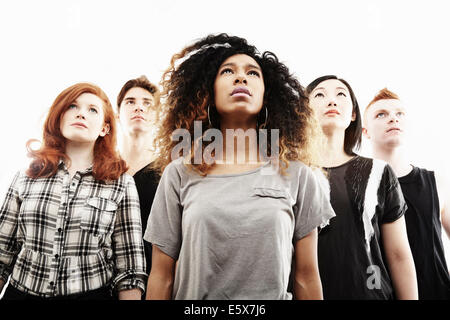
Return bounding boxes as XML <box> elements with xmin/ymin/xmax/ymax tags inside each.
<box><xmin>0</xmin><ymin>83</ymin><xmax>146</xmax><ymax>300</ymax></box>
<box><xmin>144</xmin><ymin>34</ymin><xmax>335</xmax><ymax>300</ymax></box>
<box><xmin>306</xmin><ymin>75</ymin><xmax>417</xmax><ymax>299</ymax></box>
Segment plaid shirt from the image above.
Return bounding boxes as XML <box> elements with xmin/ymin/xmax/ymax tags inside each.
<box><xmin>0</xmin><ymin>162</ymin><xmax>147</xmax><ymax>297</ymax></box>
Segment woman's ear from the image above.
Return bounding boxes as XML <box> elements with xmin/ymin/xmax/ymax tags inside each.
<box><xmin>100</xmin><ymin>123</ymin><xmax>110</xmax><ymax>137</ymax></box>
<box><xmin>362</xmin><ymin>127</ymin><xmax>370</xmax><ymax>139</ymax></box>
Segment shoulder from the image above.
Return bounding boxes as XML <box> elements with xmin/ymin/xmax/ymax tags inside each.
<box><xmin>285</xmin><ymin>161</ymin><xmax>329</xmax><ymax>190</ymax></box>
<box><xmin>157</xmin><ymin>157</ymin><xmax>192</xmax><ymax>188</ymax></box>
<box><xmin>282</xmin><ymin>160</ymin><xmax>316</xmax><ymax>179</ymax></box>
<box><xmin>356</xmin><ymin>155</ymin><xmax>388</xmax><ymax>171</ymax></box>
<box><xmin>434</xmin><ymin>168</ymin><xmax>449</xmax><ymax>195</ymax></box>
<box><xmin>163</xmin><ymin>157</ymin><xmax>188</xmax><ymax>177</ymax></box>
<box><xmin>118</xmin><ymin>172</ymin><xmax>135</xmax><ymax>184</ymax></box>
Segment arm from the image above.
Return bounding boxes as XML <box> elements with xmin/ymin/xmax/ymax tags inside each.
<box><xmin>381</xmin><ymin>216</ymin><xmax>418</xmax><ymax>300</ymax></box>
<box><xmin>293</xmin><ymin>228</ymin><xmax>323</xmax><ymax>300</ymax></box>
<box><xmin>435</xmin><ymin>171</ymin><xmax>450</xmax><ymax>239</ymax></box>
<box><xmin>0</xmin><ymin>172</ymin><xmax>22</xmax><ymax>290</ymax></box>
<box><xmin>113</xmin><ymin>176</ymin><xmax>147</xmax><ymax>300</ymax></box>
<box><xmin>118</xmin><ymin>288</ymin><xmax>142</xmax><ymax>300</ymax></box>
<box><xmin>145</xmin><ymin>245</ymin><xmax>176</xmax><ymax>300</ymax></box>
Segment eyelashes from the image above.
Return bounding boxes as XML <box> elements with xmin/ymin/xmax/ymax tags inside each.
<box><xmin>376</xmin><ymin>112</ymin><xmax>405</xmax><ymax>119</ymax></box>
<box><xmin>67</xmin><ymin>104</ymin><xmax>98</xmax><ymax>114</ymax></box>
<box><xmin>313</xmin><ymin>92</ymin><xmax>346</xmax><ymax>98</ymax></box>
<box><xmin>219</xmin><ymin>68</ymin><xmax>261</xmax><ymax>77</ymax></box>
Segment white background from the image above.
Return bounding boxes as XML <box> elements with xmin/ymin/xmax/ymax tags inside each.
<box><xmin>0</xmin><ymin>0</ymin><xmax>449</xmax><ymax>295</ymax></box>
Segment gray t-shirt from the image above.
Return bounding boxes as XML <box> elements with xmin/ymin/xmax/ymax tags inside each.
<box><xmin>144</xmin><ymin>158</ymin><xmax>335</xmax><ymax>300</ymax></box>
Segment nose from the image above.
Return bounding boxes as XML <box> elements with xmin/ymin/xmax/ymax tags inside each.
<box><xmin>134</xmin><ymin>105</ymin><xmax>144</xmax><ymax>113</ymax></box>
<box><xmin>234</xmin><ymin>74</ymin><xmax>247</xmax><ymax>85</ymax></box>
<box><xmin>327</xmin><ymin>99</ymin><xmax>337</xmax><ymax>107</ymax></box>
<box><xmin>388</xmin><ymin>113</ymin><xmax>399</xmax><ymax>123</ymax></box>
<box><xmin>76</xmin><ymin>109</ymin><xmax>86</xmax><ymax>120</ymax></box>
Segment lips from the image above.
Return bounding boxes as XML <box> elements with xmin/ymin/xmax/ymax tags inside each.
<box><xmin>131</xmin><ymin>115</ymin><xmax>145</xmax><ymax>121</ymax></box>
<box><xmin>325</xmin><ymin>109</ymin><xmax>340</xmax><ymax>115</ymax></box>
<box><xmin>71</xmin><ymin>122</ymin><xmax>87</xmax><ymax>129</ymax></box>
<box><xmin>231</xmin><ymin>87</ymin><xmax>251</xmax><ymax>96</ymax></box>
<box><xmin>386</xmin><ymin>127</ymin><xmax>401</xmax><ymax>133</ymax></box>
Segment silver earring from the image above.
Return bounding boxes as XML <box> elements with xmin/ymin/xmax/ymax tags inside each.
<box><xmin>258</xmin><ymin>106</ymin><xmax>268</xmax><ymax>129</ymax></box>
<box><xmin>207</xmin><ymin>105</ymin><xmax>212</xmax><ymax>127</ymax></box>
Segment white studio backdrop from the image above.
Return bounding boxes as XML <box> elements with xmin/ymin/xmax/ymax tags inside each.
<box><xmin>0</xmin><ymin>0</ymin><xmax>449</xmax><ymax>287</ymax></box>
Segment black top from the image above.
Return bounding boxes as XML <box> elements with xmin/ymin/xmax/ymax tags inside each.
<box><xmin>133</xmin><ymin>163</ymin><xmax>160</xmax><ymax>276</ymax></box>
<box><xmin>398</xmin><ymin>166</ymin><xmax>450</xmax><ymax>299</ymax></box>
<box><xmin>319</xmin><ymin>156</ymin><xmax>407</xmax><ymax>300</ymax></box>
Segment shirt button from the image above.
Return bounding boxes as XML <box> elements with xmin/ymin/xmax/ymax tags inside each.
<box><xmin>55</xmin><ymin>254</ymin><xmax>59</xmax><ymax>259</ymax></box>
<box><xmin>58</xmin><ymin>228</ymin><xmax>62</xmax><ymax>233</ymax></box>
<box><xmin>49</xmin><ymin>281</ymin><xmax>54</xmax><ymax>286</ymax></box>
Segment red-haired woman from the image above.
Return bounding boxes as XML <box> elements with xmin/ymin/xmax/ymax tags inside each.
<box><xmin>0</xmin><ymin>83</ymin><xmax>146</xmax><ymax>300</ymax></box>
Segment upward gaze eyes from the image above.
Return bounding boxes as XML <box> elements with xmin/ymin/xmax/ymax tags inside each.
<box><xmin>67</xmin><ymin>104</ymin><xmax>98</xmax><ymax>114</ymax></box>
<box><xmin>376</xmin><ymin>111</ymin><xmax>405</xmax><ymax>119</ymax></box>
<box><xmin>314</xmin><ymin>92</ymin><xmax>324</xmax><ymax>98</ymax></box>
<box><xmin>125</xmin><ymin>100</ymin><xmax>152</xmax><ymax>107</ymax></box>
<box><xmin>313</xmin><ymin>92</ymin><xmax>347</xmax><ymax>98</ymax></box>
<box><xmin>219</xmin><ymin>68</ymin><xmax>260</xmax><ymax>77</ymax></box>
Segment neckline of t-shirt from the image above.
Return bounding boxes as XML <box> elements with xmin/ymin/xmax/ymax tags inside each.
<box><xmin>205</xmin><ymin>160</ymin><xmax>272</xmax><ymax>178</ymax></box>
<box><xmin>324</xmin><ymin>155</ymin><xmax>360</xmax><ymax>170</ymax></box>
<box><xmin>133</xmin><ymin>162</ymin><xmax>155</xmax><ymax>177</ymax></box>
<box><xmin>398</xmin><ymin>165</ymin><xmax>419</xmax><ymax>184</ymax></box>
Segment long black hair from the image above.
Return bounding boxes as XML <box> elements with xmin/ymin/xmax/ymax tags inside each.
<box><xmin>306</xmin><ymin>75</ymin><xmax>362</xmax><ymax>155</ymax></box>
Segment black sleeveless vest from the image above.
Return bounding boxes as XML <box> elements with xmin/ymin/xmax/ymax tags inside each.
<box><xmin>399</xmin><ymin>167</ymin><xmax>450</xmax><ymax>299</ymax></box>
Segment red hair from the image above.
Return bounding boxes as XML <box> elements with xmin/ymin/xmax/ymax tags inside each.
<box><xmin>26</xmin><ymin>82</ymin><xmax>128</xmax><ymax>181</ymax></box>
<box><xmin>364</xmin><ymin>88</ymin><xmax>400</xmax><ymax>123</ymax></box>
<box><xmin>366</xmin><ymin>88</ymin><xmax>400</xmax><ymax>110</ymax></box>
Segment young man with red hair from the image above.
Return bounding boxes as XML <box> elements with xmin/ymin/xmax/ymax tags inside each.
<box><xmin>363</xmin><ymin>88</ymin><xmax>450</xmax><ymax>299</ymax></box>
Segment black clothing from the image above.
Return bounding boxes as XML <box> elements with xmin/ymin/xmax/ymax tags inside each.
<box><xmin>133</xmin><ymin>164</ymin><xmax>160</xmax><ymax>276</ymax></box>
<box><xmin>399</xmin><ymin>166</ymin><xmax>450</xmax><ymax>299</ymax></box>
<box><xmin>319</xmin><ymin>156</ymin><xmax>407</xmax><ymax>299</ymax></box>
<box><xmin>3</xmin><ymin>284</ymin><xmax>112</xmax><ymax>300</ymax></box>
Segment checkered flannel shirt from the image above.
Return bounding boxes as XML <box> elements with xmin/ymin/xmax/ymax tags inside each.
<box><xmin>0</xmin><ymin>162</ymin><xmax>147</xmax><ymax>297</ymax></box>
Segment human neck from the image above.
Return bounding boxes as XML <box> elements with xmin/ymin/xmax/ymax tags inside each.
<box><xmin>321</xmin><ymin>129</ymin><xmax>354</xmax><ymax>168</ymax></box>
<box><xmin>219</xmin><ymin>122</ymin><xmax>262</xmax><ymax>166</ymax></box>
<box><xmin>121</xmin><ymin>130</ymin><xmax>156</xmax><ymax>175</ymax></box>
<box><xmin>65</xmin><ymin>141</ymin><xmax>95</xmax><ymax>177</ymax></box>
<box><xmin>372</xmin><ymin>144</ymin><xmax>412</xmax><ymax>177</ymax></box>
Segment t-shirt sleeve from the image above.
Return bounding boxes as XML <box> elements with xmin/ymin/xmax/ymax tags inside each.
<box><xmin>293</xmin><ymin>166</ymin><xmax>336</xmax><ymax>242</ymax></box>
<box><xmin>381</xmin><ymin>164</ymin><xmax>407</xmax><ymax>224</ymax></box>
<box><xmin>143</xmin><ymin>162</ymin><xmax>183</xmax><ymax>260</ymax></box>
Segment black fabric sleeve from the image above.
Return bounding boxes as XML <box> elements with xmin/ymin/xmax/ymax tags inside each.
<box><xmin>381</xmin><ymin>164</ymin><xmax>407</xmax><ymax>224</ymax></box>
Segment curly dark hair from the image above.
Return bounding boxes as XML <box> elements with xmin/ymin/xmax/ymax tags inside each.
<box><xmin>153</xmin><ymin>33</ymin><xmax>323</xmax><ymax>175</ymax></box>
